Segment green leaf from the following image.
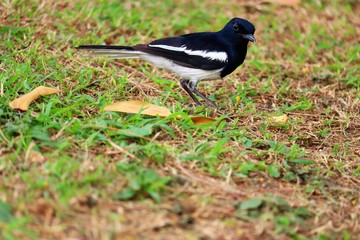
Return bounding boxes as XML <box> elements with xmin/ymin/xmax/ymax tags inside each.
<box><xmin>143</xmin><ymin>170</ymin><xmax>159</xmax><ymax>184</ymax></box>
<box><xmin>267</xmin><ymin>164</ymin><xmax>280</xmax><ymax>178</ymax></box>
<box><xmin>147</xmin><ymin>191</ymin><xmax>162</xmax><ymax>203</ymax></box>
<box><xmin>120</xmin><ymin>124</ymin><xmax>153</xmax><ymax>137</ymax></box>
<box><xmin>276</xmin><ymin>215</ymin><xmax>291</xmax><ymax>226</ymax></box>
<box><xmin>0</xmin><ymin>201</ymin><xmax>13</xmax><ymax>223</ymax></box>
<box><xmin>113</xmin><ymin>188</ymin><xmax>137</xmax><ymax>200</ymax></box>
<box><xmin>239</xmin><ymin>198</ymin><xmax>263</xmax><ymax>210</ymax></box>
<box><xmin>294</xmin><ymin>207</ymin><xmax>312</xmax><ymax>218</ymax></box>
<box><xmin>288</xmin><ymin>158</ymin><xmax>315</xmax><ymax>165</ymax></box>
<box><xmin>238</xmin><ymin>162</ymin><xmax>256</xmax><ymax>175</ymax></box>
<box><xmin>243</xmin><ymin>139</ymin><xmax>253</xmax><ymax>148</ymax></box>
<box><xmin>128</xmin><ymin>177</ymin><xmax>141</xmax><ymax>191</ymax></box>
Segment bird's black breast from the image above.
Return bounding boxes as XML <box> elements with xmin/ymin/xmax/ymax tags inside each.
<box><xmin>220</xmin><ymin>42</ymin><xmax>248</xmax><ymax>78</ymax></box>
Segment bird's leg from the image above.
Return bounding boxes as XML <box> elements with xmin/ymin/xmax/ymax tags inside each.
<box><xmin>188</xmin><ymin>80</ymin><xmax>218</xmax><ymax>109</ymax></box>
<box><xmin>180</xmin><ymin>79</ymin><xmax>201</xmax><ymax>106</ymax></box>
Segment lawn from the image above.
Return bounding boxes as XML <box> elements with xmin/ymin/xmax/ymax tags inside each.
<box><xmin>0</xmin><ymin>0</ymin><xmax>359</xmax><ymax>239</ymax></box>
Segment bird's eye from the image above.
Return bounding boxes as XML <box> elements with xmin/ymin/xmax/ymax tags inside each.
<box><xmin>233</xmin><ymin>24</ymin><xmax>239</xmax><ymax>32</ymax></box>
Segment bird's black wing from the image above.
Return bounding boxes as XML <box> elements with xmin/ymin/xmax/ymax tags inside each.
<box><xmin>134</xmin><ymin>33</ymin><xmax>228</xmax><ymax>70</ymax></box>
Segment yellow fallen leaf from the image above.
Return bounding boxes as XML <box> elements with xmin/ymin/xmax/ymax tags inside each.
<box><xmin>270</xmin><ymin>115</ymin><xmax>288</xmax><ymax>123</ymax></box>
<box><xmin>104</xmin><ymin>100</ymin><xmax>217</xmax><ymax>125</ymax></box>
<box><xmin>9</xmin><ymin>86</ymin><xmax>62</xmax><ymax>111</ymax></box>
<box><xmin>103</xmin><ymin>100</ymin><xmax>171</xmax><ymax>117</ymax></box>
<box><xmin>265</xmin><ymin>0</ymin><xmax>300</xmax><ymax>6</ymax></box>
<box><xmin>189</xmin><ymin>116</ymin><xmax>216</xmax><ymax>125</ymax></box>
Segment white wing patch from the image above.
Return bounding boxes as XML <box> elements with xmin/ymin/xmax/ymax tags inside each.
<box><xmin>148</xmin><ymin>44</ymin><xmax>228</xmax><ymax>62</ymax></box>
<box><xmin>141</xmin><ymin>54</ymin><xmax>222</xmax><ymax>81</ymax></box>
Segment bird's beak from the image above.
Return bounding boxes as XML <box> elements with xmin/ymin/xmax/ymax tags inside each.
<box><xmin>241</xmin><ymin>34</ymin><xmax>256</xmax><ymax>42</ymax></box>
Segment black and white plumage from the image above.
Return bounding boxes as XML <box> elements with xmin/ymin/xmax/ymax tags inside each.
<box><xmin>78</xmin><ymin>18</ymin><xmax>255</xmax><ymax>108</ymax></box>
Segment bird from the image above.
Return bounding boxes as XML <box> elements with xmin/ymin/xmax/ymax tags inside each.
<box><xmin>77</xmin><ymin>18</ymin><xmax>255</xmax><ymax>108</ymax></box>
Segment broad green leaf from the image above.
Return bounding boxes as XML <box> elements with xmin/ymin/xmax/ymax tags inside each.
<box><xmin>120</xmin><ymin>124</ymin><xmax>153</xmax><ymax>137</ymax></box>
<box><xmin>0</xmin><ymin>201</ymin><xmax>13</xmax><ymax>223</ymax></box>
<box><xmin>267</xmin><ymin>165</ymin><xmax>280</xmax><ymax>178</ymax></box>
<box><xmin>238</xmin><ymin>162</ymin><xmax>257</xmax><ymax>175</ymax></box>
<box><xmin>288</xmin><ymin>158</ymin><xmax>315</xmax><ymax>165</ymax></box>
<box><xmin>113</xmin><ymin>188</ymin><xmax>137</xmax><ymax>200</ymax></box>
<box><xmin>239</xmin><ymin>198</ymin><xmax>263</xmax><ymax>210</ymax></box>
<box><xmin>147</xmin><ymin>191</ymin><xmax>162</xmax><ymax>203</ymax></box>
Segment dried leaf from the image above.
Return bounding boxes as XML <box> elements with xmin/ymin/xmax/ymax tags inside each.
<box><xmin>104</xmin><ymin>100</ymin><xmax>216</xmax><ymax>125</ymax></box>
<box><xmin>265</xmin><ymin>0</ymin><xmax>300</xmax><ymax>6</ymax></box>
<box><xmin>9</xmin><ymin>86</ymin><xmax>62</xmax><ymax>111</ymax></box>
<box><xmin>28</xmin><ymin>199</ymin><xmax>55</xmax><ymax>225</ymax></box>
<box><xmin>189</xmin><ymin>116</ymin><xmax>216</xmax><ymax>125</ymax></box>
<box><xmin>25</xmin><ymin>142</ymin><xmax>46</xmax><ymax>164</ymax></box>
<box><xmin>29</xmin><ymin>150</ymin><xmax>46</xmax><ymax>163</ymax></box>
<box><xmin>104</xmin><ymin>101</ymin><xmax>171</xmax><ymax>117</ymax></box>
<box><xmin>270</xmin><ymin>115</ymin><xmax>288</xmax><ymax>123</ymax></box>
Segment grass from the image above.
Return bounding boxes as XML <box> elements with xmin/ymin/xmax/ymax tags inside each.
<box><xmin>1</xmin><ymin>0</ymin><xmax>359</xmax><ymax>239</ymax></box>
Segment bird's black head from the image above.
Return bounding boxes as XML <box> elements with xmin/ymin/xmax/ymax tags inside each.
<box><xmin>221</xmin><ymin>18</ymin><xmax>256</xmax><ymax>43</ymax></box>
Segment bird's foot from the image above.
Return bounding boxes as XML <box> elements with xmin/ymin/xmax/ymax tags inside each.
<box><xmin>180</xmin><ymin>79</ymin><xmax>218</xmax><ymax>109</ymax></box>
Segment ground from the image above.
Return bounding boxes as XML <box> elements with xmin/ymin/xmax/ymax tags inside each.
<box><xmin>0</xmin><ymin>0</ymin><xmax>359</xmax><ymax>239</ymax></box>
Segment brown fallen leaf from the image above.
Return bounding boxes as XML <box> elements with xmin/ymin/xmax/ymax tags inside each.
<box><xmin>9</xmin><ymin>86</ymin><xmax>62</xmax><ymax>111</ymax></box>
<box><xmin>103</xmin><ymin>100</ymin><xmax>171</xmax><ymax>117</ymax></box>
<box><xmin>28</xmin><ymin>150</ymin><xmax>46</xmax><ymax>163</ymax></box>
<box><xmin>28</xmin><ymin>198</ymin><xmax>55</xmax><ymax>225</ymax></box>
<box><xmin>25</xmin><ymin>142</ymin><xmax>46</xmax><ymax>164</ymax></box>
<box><xmin>189</xmin><ymin>116</ymin><xmax>217</xmax><ymax>125</ymax></box>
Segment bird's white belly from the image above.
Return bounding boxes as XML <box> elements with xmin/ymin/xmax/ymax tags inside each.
<box><xmin>141</xmin><ymin>55</ymin><xmax>222</xmax><ymax>81</ymax></box>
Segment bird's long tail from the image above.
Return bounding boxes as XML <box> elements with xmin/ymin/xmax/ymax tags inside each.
<box><xmin>77</xmin><ymin>45</ymin><xmax>144</xmax><ymax>59</ymax></box>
